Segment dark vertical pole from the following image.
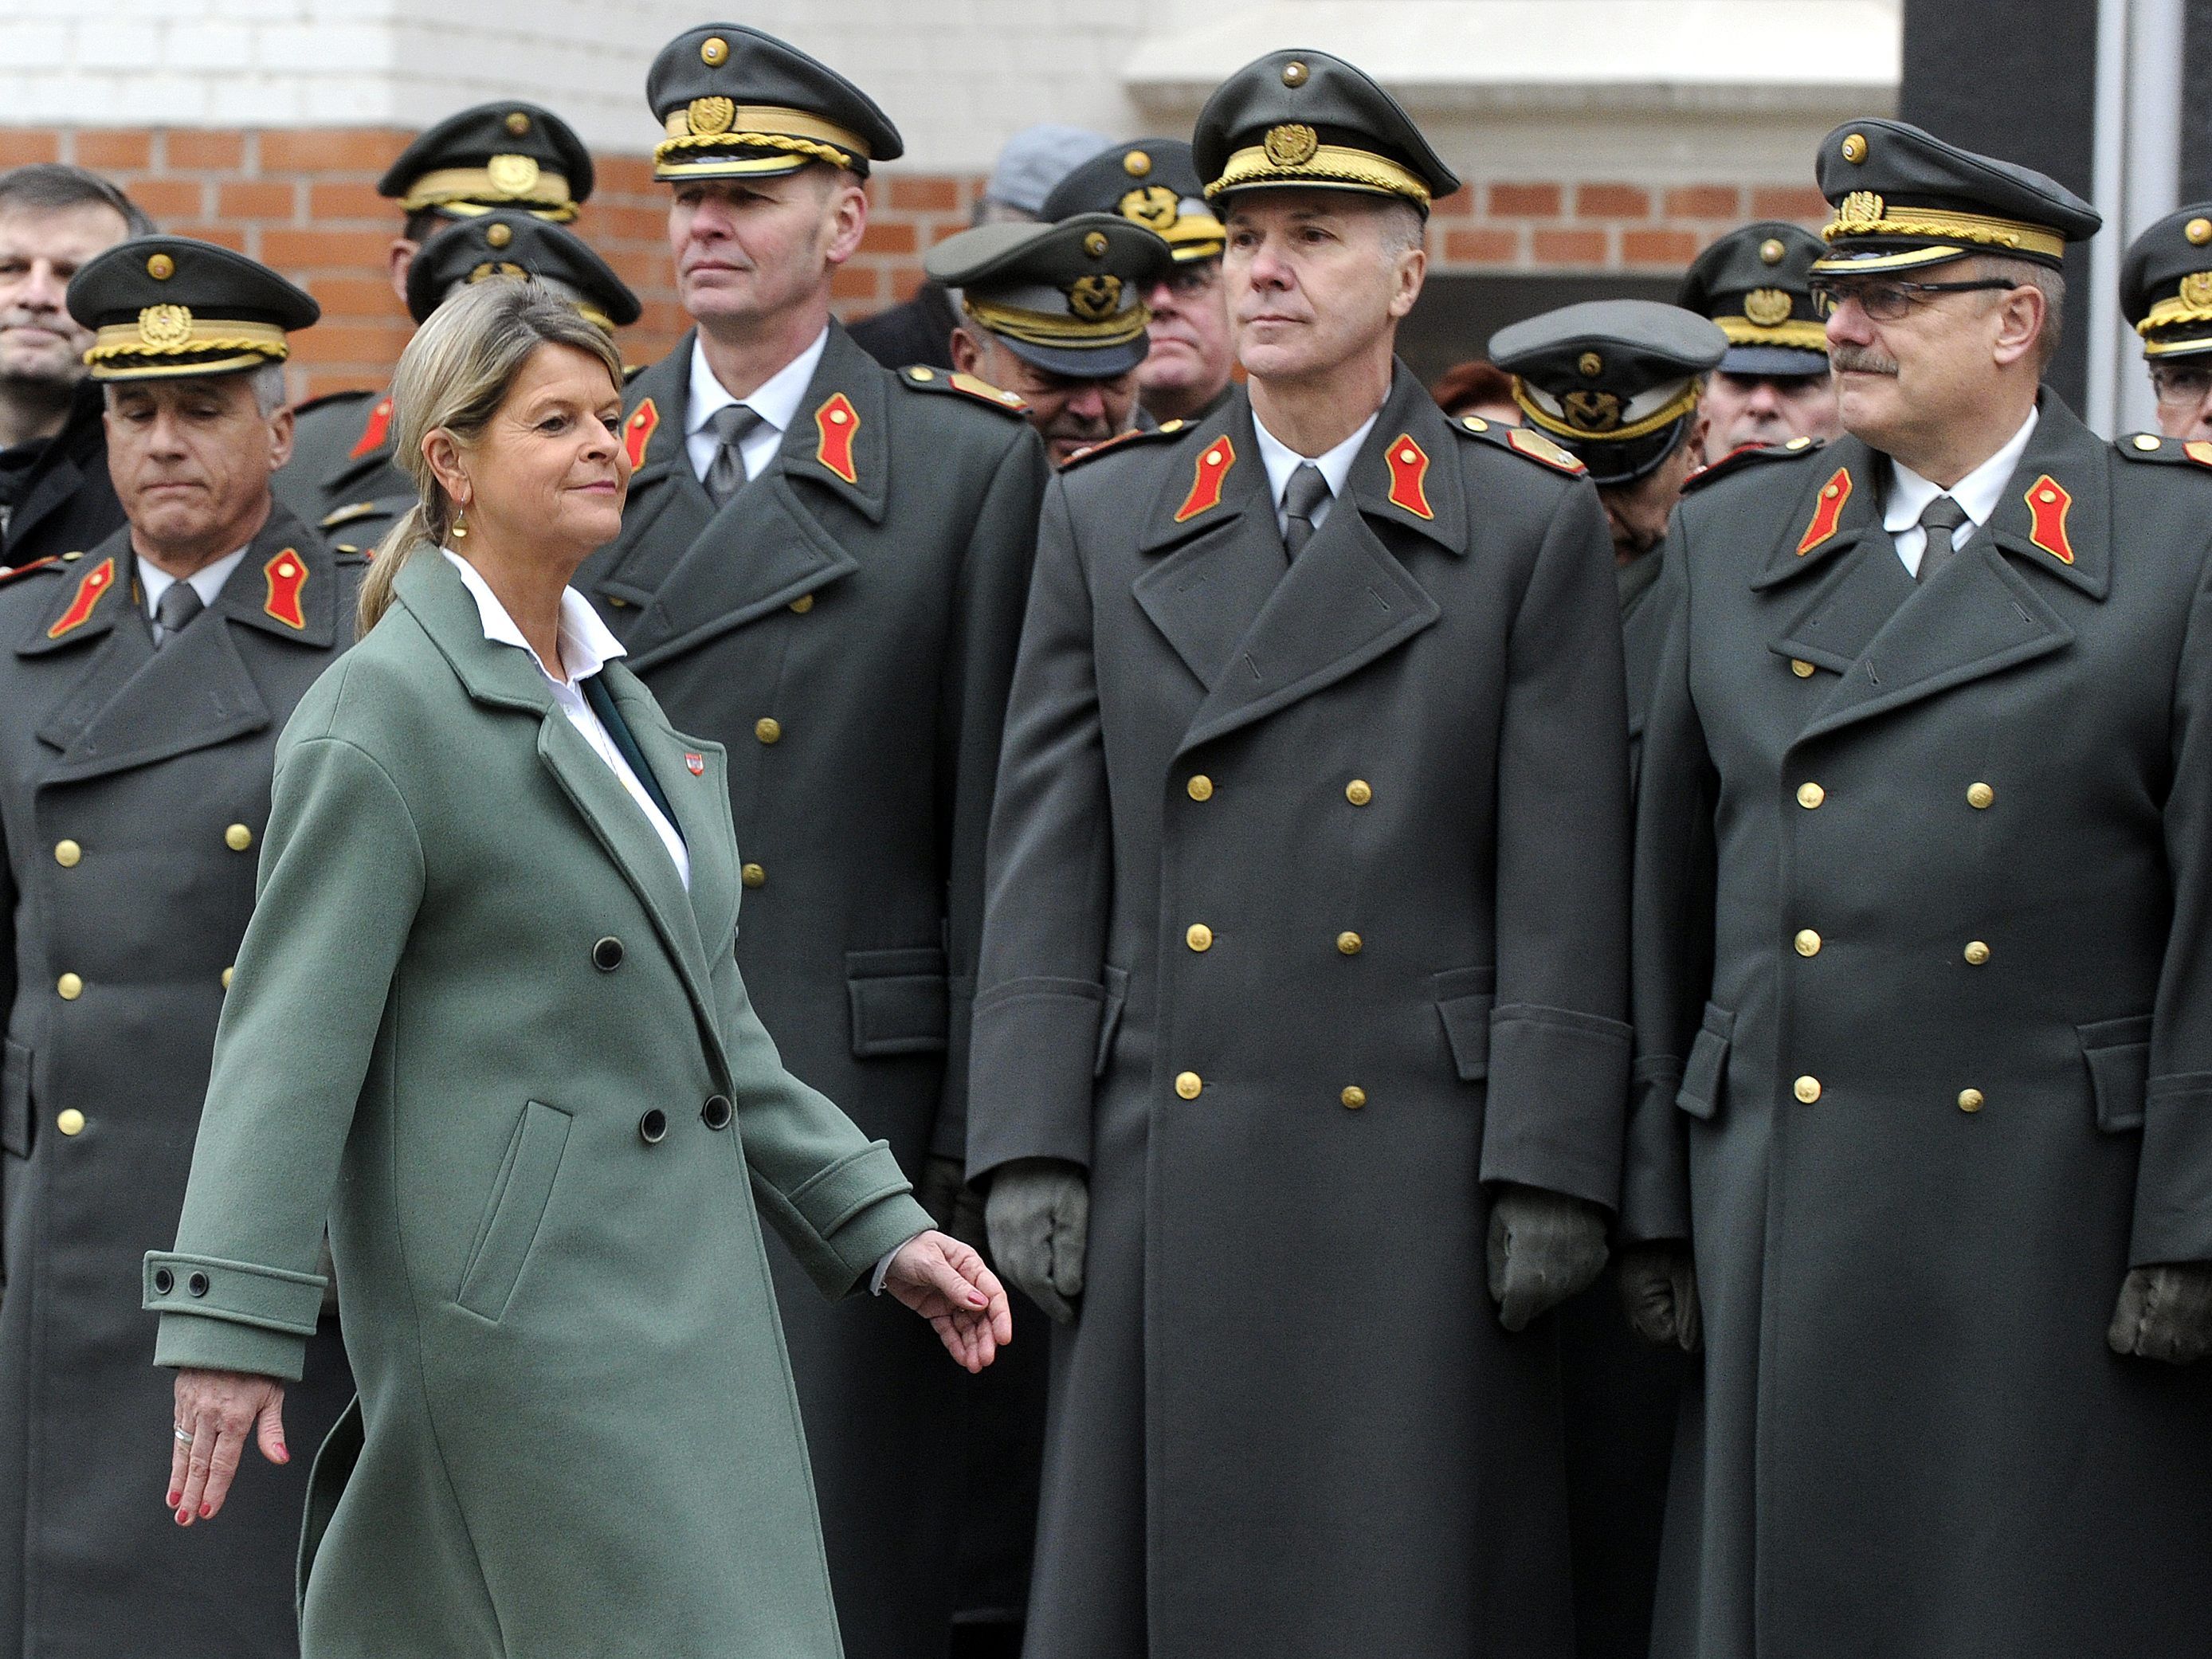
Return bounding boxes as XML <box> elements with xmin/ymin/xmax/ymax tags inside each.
<box><xmin>1899</xmin><ymin>0</ymin><xmax>2100</xmax><ymax>404</ymax></box>
<box><xmin>2183</xmin><ymin>0</ymin><xmax>2212</xmax><ymax>201</ymax></box>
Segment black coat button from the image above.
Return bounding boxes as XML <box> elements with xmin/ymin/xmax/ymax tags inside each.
<box><xmin>592</xmin><ymin>936</ymin><xmax>624</xmax><ymax>971</ymax></box>
<box><xmin>153</xmin><ymin>1268</ymin><xmax>175</xmax><ymax>1295</ymax></box>
<box><xmin>637</xmin><ymin>1108</ymin><xmax>668</xmax><ymax>1145</ymax></box>
<box><xmin>701</xmin><ymin>1094</ymin><xmax>732</xmax><ymax>1130</ymax></box>
<box><xmin>187</xmin><ymin>1272</ymin><xmax>210</xmax><ymax>1297</ymax></box>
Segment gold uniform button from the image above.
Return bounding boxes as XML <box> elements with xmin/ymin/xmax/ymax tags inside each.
<box><xmin>1791</xmin><ymin>659</ymin><xmax>1816</xmax><ymax>678</ymax></box>
<box><xmin>1186</xmin><ymin>924</ymin><xmax>1214</xmax><ymax>952</ymax></box>
<box><xmin>1794</xmin><ymin>929</ymin><xmax>1822</xmax><ymax>957</ymax></box>
<box><xmin>56</xmin><ymin>973</ymin><xmax>81</xmax><ymax>1000</ymax></box>
<box><xmin>1967</xmin><ymin>782</ymin><xmax>1994</xmax><ymax>810</ymax></box>
<box><xmin>2134</xmin><ymin>433</ymin><xmax>2165</xmax><ymax>452</ymax></box>
<box><xmin>53</xmin><ymin>839</ymin><xmax>80</xmax><ymax>867</ymax></box>
<box><xmin>1959</xmin><ymin>1088</ymin><xmax>1986</xmax><ymax>1113</ymax></box>
<box><xmin>1336</xmin><ymin>931</ymin><xmax>1363</xmax><ymax>955</ymax></box>
<box><xmin>1340</xmin><ymin>1086</ymin><xmax>1366</xmax><ymax>1110</ymax></box>
<box><xmin>1345</xmin><ymin>779</ymin><xmax>1372</xmax><ymax>806</ymax></box>
<box><xmin>755</xmin><ymin>717</ymin><xmax>782</xmax><ymax>744</ymax></box>
<box><xmin>790</xmin><ymin>594</ymin><xmax>814</xmax><ymax>614</ymax></box>
<box><xmin>1796</xmin><ymin>782</ymin><xmax>1825</xmax><ymax>810</ymax></box>
<box><xmin>1175</xmin><ymin>1071</ymin><xmax>1203</xmax><ymax>1100</ymax></box>
<box><xmin>56</xmin><ymin>1108</ymin><xmax>84</xmax><ymax>1137</ymax></box>
<box><xmin>220</xmin><ymin>967</ymin><xmax>233</xmax><ymax>990</ymax></box>
<box><xmin>1186</xmin><ymin>774</ymin><xmax>1214</xmax><ymax>801</ymax></box>
<box><xmin>1794</xmin><ymin>1075</ymin><xmax>1822</xmax><ymax>1104</ymax></box>
<box><xmin>224</xmin><ymin>823</ymin><xmax>253</xmax><ymax>852</ymax></box>
<box><xmin>741</xmin><ymin>863</ymin><xmax>766</xmax><ymax>888</ymax></box>
<box><xmin>1963</xmin><ymin>940</ymin><xmax>1991</xmax><ymax>966</ymax></box>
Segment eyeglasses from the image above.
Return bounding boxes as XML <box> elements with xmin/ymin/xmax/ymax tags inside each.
<box><xmin>1807</xmin><ymin>276</ymin><xmax>2023</xmax><ymax>322</ymax></box>
<box><xmin>1157</xmin><ymin>262</ymin><xmax>1221</xmax><ymax>299</ymax></box>
<box><xmin>2149</xmin><ymin>363</ymin><xmax>2212</xmax><ymax>406</ymax></box>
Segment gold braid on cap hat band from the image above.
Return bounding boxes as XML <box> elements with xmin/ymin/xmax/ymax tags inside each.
<box><xmin>1716</xmin><ymin>316</ymin><xmax>1830</xmax><ymax>351</ymax></box>
<box><xmin>2138</xmin><ymin>290</ymin><xmax>2212</xmax><ymax>335</ymax></box>
<box><xmin>88</xmin><ymin>317</ymin><xmax>288</xmax><ymax>378</ymax></box>
<box><xmin>1821</xmin><ymin>197</ymin><xmax>2065</xmax><ymax>261</ymax></box>
<box><xmin>655</xmin><ymin>105</ymin><xmax>869</xmax><ymax>175</ymax></box>
<box><xmin>961</xmin><ymin>294</ymin><xmax>1152</xmax><ymax>349</ymax></box>
<box><xmin>1511</xmin><ymin>377</ymin><xmax>1702</xmax><ymax>444</ymax></box>
<box><xmin>1206</xmin><ymin>143</ymin><xmax>1430</xmax><ymax>207</ymax></box>
<box><xmin>400</xmin><ymin>168</ymin><xmax>576</xmax><ymax>218</ymax></box>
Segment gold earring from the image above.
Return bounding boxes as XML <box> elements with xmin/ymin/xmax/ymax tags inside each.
<box><xmin>450</xmin><ymin>508</ymin><xmax>468</xmax><ymax>540</ymax></box>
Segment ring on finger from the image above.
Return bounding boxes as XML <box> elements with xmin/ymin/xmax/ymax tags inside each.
<box><xmin>174</xmin><ymin>1427</ymin><xmax>194</xmax><ymax>1444</ymax></box>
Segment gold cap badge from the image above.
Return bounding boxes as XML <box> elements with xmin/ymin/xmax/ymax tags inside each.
<box><xmin>2190</xmin><ymin>218</ymin><xmax>2212</xmax><ymax>247</ymax></box>
<box><xmin>1578</xmin><ymin>351</ymin><xmax>1603</xmax><ymax>378</ymax></box>
<box><xmin>505</xmin><ymin>111</ymin><xmax>531</xmax><ymax>135</ymax></box>
<box><xmin>1759</xmin><ymin>237</ymin><xmax>1786</xmax><ymax>265</ymax></box>
<box><xmin>2183</xmin><ymin>271</ymin><xmax>2212</xmax><ymax>309</ymax></box>
<box><xmin>1120</xmin><ymin>186</ymin><xmax>1179</xmax><ymax>231</ymax></box>
<box><xmin>1841</xmin><ymin>132</ymin><xmax>1868</xmax><ymax>163</ymax></box>
<box><xmin>1744</xmin><ymin>287</ymin><xmax>1794</xmax><ymax>326</ymax></box>
<box><xmin>486</xmin><ymin>154</ymin><xmax>540</xmax><ymax>197</ymax></box>
<box><xmin>1124</xmin><ymin>150</ymin><xmax>1151</xmax><ymax>178</ymax></box>
<box><xmin>700</xmin><ymin>35</ymin><xmax>729</xmax><ymax>65</ymax></box>
<box><xmin>1281</xmin><ymin>60</ymin><xmax>1308</xmax><ymax>87</ymax></box>
<box><xmin>136</xmin><ymin>304</ymin><xmax>194</xmax><ymax>349</ymax></box>
<box><xmin>485</xmin><ymin>221</ymin><xmax>514</xmax><ymax>249</ymax></box>
<box><xmin>1067</xmin><ymin>273</ymin><xmax>1123</xmax><ymax>321</ymax></box>
<box><xmin>1083</xmin><ymin>230</ymin><xmax>1109</xmax><ymax>257</ymax></box>
<box><xmin>688</xmin><ymin>96</ymin><xmax>735</xmax><ymax>136</ymax></box>
<box><xmin>1264</xmin><ymin>124</ymin><xmax>1319</xmax><ymax>168</ymax></box>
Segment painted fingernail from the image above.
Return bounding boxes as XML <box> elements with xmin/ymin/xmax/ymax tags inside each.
<box><xmin>175</xmin><ymin>1508</ymin><xmax>191</xmax><ymax>1527</ymax></box>
<box><xmin>199</xmin><ymin>1502</ymin><xmax>213</xmax><ymax>1519</ymax></box>
<box><xmin>272</xmin><ymin>1447</ymin><xmax>289</xmax><ymax>1465</ymax></box>
<box><xmin>167</xmin><ymin>1490</ymin><xmax>180</xmax><ymax>1507</ymax></box>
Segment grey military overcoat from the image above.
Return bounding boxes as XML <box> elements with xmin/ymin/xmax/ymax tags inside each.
<box><xmin>0</xmin><ymin>510</ymin><xmax>358</xmax><ymax>1658</ymax></box>
<box><xmin>967</xmin><ymin>371</ymin><xmax>1634</xmax><ymax>1657</ymax></box>
<box><xmin>272</xmin><ymin>390</ymin><xmax>407</xmax><ymax>557</ymax></box>
<box><xmin>1625</xmin><ymin>398</ymin><xmax>2212</xmax><ymax>1657</ymax></box>
<box><xmin>575</xmin><ymin>323</ymin><xmax>1049</xmax><ymax>1658</ymax></box>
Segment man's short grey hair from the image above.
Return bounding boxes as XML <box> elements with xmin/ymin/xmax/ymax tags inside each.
<box><xmin>1374</xmin><ymin>198</ymin><xmax>1426</xmax><ymax>259</ymax></box>
<box><xmin>104</xmin><ymin>361</ymin><xmax>290</xmax><ymax>416</ymax></box>
<box><xmin>1977</xmin><ymin>254</ymin><xmax>2065</xmax><ymax>367</ymax></box>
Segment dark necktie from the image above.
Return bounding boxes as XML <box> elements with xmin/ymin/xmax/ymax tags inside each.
<box><xmin>704</xmin><ymin>405</ymin><xmax>764</xmax><ymax>506</ymax></box>
<box><xmin>1916</xmin><ymin>493</ymin><xmax>1971</xmax><ymax>584</ymax></box>
<box><xmin>1281</xmin><ymin>462</ymin><xmax>1332</xmax><ymax>560</ymax></box>
<box><xmin>153</xmin><ymin>578</ymin><xmax>203</xmax><ymax>646</ymax></box>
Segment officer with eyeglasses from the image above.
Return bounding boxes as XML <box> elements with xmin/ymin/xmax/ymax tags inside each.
<box><xmin>2124</xmin><ymin>203</ymin><xmax>2212</xmax><ymax>441</ymax></box>
<box><xmin>1623</xmin><ymin>116</ymin><xmax>2212</xmax><ymax>1659</ymax></box>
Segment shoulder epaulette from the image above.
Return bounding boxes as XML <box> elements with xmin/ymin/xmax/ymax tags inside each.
<box><xmin>896</xmin><ymin>365</ymin><xmax>1030</xmax><ymax>416</ymax></box>
<box><xmin>319</xmin><ymin>501</ymin><xmax>386</xmax><ymax>529</ymax></box>
<box><xmin>624</xmin><ymin>363</ymin><xmax>646</xmax><ymax>382</ymax></box>
<box><xmin>1682</xmin><ymin>436</ymin><xmax>1826</xmax><ymax>494</ymax></box>
<box><xmin>1061</xmin><ymin>421</ymin><xmax>1191</xmax><ymax>470</ymax></box>
<box><xmin>2117</xmin><ymin>432</ymin><xmax>2212</xmax><ymax>470</ymax></box>
<box><xmin>1448</xmin><ymin>414</ymin><xmax>1587</xmax><ymax>476</ymax></box>
<box><xmin>0</xmin><ymin>555</ymin><xmax>63</xmax><ymax>585</ymax></box>
<box><xmin>290</xmin><ymin>387</ymin><xmax>375</xmax><ymax>418</ymax></box>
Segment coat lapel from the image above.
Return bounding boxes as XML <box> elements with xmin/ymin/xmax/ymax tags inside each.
<box><xmin>602</xmin><ymin>663</ymin><xmax>739</xmax><ymax>954</ymax></box>
<box><xmin>582</xmin><ymin>328</ymin><xmax>879</xmax><ymax>669</ymax></box>
<box><xmin>1131</xmin><ymin>398</ymin><xmax>1281</xmax><ymax>689</ymax></box>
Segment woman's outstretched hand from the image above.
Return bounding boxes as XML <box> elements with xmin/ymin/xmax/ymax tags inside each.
<box><xmin>884</xmin><ymin>1230</ymin><xmax>1013</xmax><ymax>1373</ymax></box>
<box><xmin>168</xmin><ymin>1368</ymin><xmax>288</xmax><ymax>1525</ymax></box>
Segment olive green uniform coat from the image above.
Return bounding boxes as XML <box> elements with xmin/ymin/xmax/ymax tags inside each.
<box><xmin>1626</xmin><ymin>400</ymin><xmax>2212</xmax><ymax>1658</ymax></box>
<box><xmin>272</xmin><ymin>391</ymin><xmax>406</xmax><ymax>558</ymax></box>
<box><xmin>148</xmin><ymin>550</ymin><xmax>933</xmax><ymax>1659</ymax></box>
<box><xmin>575</xmin><ymin>324</ymin><xmax>1049</xmax><ymax>1657</ymax></box>
<box><xmin>0</xmin><ymin>512</ymin><xmax>358</xmax><ymax>1659</ymax></box>
<box><xmin>968</xmin><ymin>372</ymin><xmax>1634</xmax><ymax>1657</ymax></box>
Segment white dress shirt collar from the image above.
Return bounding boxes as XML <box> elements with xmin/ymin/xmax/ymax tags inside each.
<box><xmin>1883</xmin><ymin>406</ymin><xmax>2039</xmax><ymax>576</ymax></box>
<box><xmin>139</xmin><ymin>544</ymin><xmax>250</xmax><ymax>620</ymax></box>
<box><xmin>684</xmin><ymin>326</ymin><xmax>830</xmax><ymax>484</ymax></box>
<box><xmin>1250</xmin><ymin>407</ymin><xmax>1382</xmax><ymax>536</ymax></box>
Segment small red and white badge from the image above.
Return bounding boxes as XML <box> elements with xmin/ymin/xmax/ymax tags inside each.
<box><xmin>684</xmin><ymin>752</ymin><xmax>706</xmax><ymax>776</ymax></box>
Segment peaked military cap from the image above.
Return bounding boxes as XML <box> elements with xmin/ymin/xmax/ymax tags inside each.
<box><xmin>1678</xmin><ymin>221</ymin><xmax>1830</xmax><ymax>377</ymax></box>
<box><xmin>378</xmin><ymin>102</ymin><xmax>594</xmax><ymax>223</ymax></box>
<box><xmin>647</xmin><ymin>24</ymin><xmax>902</xmax><ymax>183</ymax></box>
<box><xmin>1488</xmin><ymin>300</ymin><xmax>1728</xmax><ymax>487</ymax></box>
<box><xmin>1811</xmin><ymin>116</ymin><xmax>2100</xmax><ymax>275</ymax></box>
<box><xmin>405</xmin><ymin>212</ymin><xmax>641</xmax><ymax>331</ymax></box>
<box><xmin>927</xmin><ymin>214</ymin><xmax>1172</xmax><ymax>379</ymax></box>
<box><xmin>1194</xmin><ymin>49</ymin><xmax>1459</xmax><ymax>215</ymax></box>
<box><xmin>69</xmin><ymin>237</ymin><xmax>318</xmax><ymax>382</ymax></box>
<box><xmin>2123</xmin><ymin>204</ymin><xmax>2212</xmax><ymax>361</ymax></box>
<box><xmin>1042</xmin><ymin>139</ymin><xmax>1226</xmax><ymax>264</ymax></box>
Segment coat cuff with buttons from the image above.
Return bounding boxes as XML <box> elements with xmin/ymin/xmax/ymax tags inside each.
<box><xmin>145</xmin><ymin>1252</ymin><xmax>324</xmax><ymax>1381</ymax></box>
<box><xmin>1478</xmin><ymin>1002</ymin><xmax>1634</xmax><ymax>1211</ymax></box>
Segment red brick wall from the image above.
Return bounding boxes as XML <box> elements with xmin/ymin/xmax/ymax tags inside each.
<box><xmin>2</xmin><ymin>127</ymin><xmax>1827</xmax><ymax>399</ymax></box>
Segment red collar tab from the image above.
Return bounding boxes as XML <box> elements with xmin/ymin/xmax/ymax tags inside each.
<box><xmin>1174</xmin><ymin>436</ymin><xmax>1236</xmax><ymax>522</ymax></box>
<box><xmin>47</xmin><ymin>556</ymin><xmax>116</xmax><ymax>639</ymax></box>
<box><xmin>263</xmin><ymin>548</ymin><xmax>309</xmax><ymax>627</ymax></box>
<box><xmin>1796</xmin><ymin>466</ymin><xmax>1853</xmax><ymax>555</ymax></box>
<box><xmin>1383</xmin><ymin>433</ymin><xmax>1433</xmax><ymax>520</ymax></box>
<box><xmin>814</xmin><ymin>393</ymin><xmax>860</xmax><ymax>484</ymax></box>
<box><xmin>349</xmin><ymin>397</ymin><xmax>394</xmax><ymax>461</ymax></box>
<box><xmin>2023</xmin><ymin>473</ymin><xmax>2075</xmax><ymax>565</ymax></box>
<box><xmin>624</xmin><ymin>398</ymin><xmax>659</xmax><ymax>471</ymax></box>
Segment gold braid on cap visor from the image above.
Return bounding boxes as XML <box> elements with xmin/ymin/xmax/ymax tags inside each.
<box><xmin>1819</xmin><ymin>198</ymin><xmax>2065</xmax><ymax>262</ymax></box>
<box><xmin>961</xmin><ymin>294</ymin><xmax>1152</xmax><ymax>348</ymax></box>
<box><xmin>1716</xmin><ymin>316</ymin><xmax>1830</xmax><ymax>351</ymax></box>
<box><xmin>2139</xmin><ymin>291</ymin><xmax>2212</xmax><ymax>342</ymax></box>
<box><xmin>1511</xmin><ymin>377</ymin><xmax>1703</xmax><ymax>444</ymax></box>
<box><xmin>87</xmin><ymin>318</ymin><xmax>288</xmax><ymax>379</ymax></box>
<box><xmin>400</xmin><ymin>169</ymin><xmax>577</xmax><ymax>220</ymax></box>
<box><xmin>1205</xmin><ymin>143</ymin><xmax>1430</xmax><ymax>207</ymax></box>
<box><xmin>654</xmin><ymin>106</ymin><xmax>869</xmax><ymax>176</ymax></box>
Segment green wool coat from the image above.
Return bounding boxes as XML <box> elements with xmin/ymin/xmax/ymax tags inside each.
<box><xmin>145</xmin><ymin>548</ymin><xmax>933</xmax><ymax>1658</ymax></box>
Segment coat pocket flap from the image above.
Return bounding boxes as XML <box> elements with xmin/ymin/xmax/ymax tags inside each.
<box><xmin>1094</xmin><ymin>964</ymin><xmax>1130</xmax><ymax>1079</ymax></box>
<box><xmin>1676</xmin><ymin>1003</ymin><xmax>1735</xmax><ymax>1120</ymax></box>
<box><xmin>2080</xmin><ymin>1014</ymin><xmax>2154</xmax><ymax>1133</ymax></box>
<box><xmin>846</xmin><ymin>947</ymin><xmax>951</xmax><ymax>1057</ymax></box>
<box><xmin>1433</xmin><ymin>967</ymin><xmax>1498</xmax><ymax>1081</ymax></box>
<box><xmin>457</xmin><ymin>1100</ymin><xmax>572</xmax><ymax>1322</ymax></box>
<box><xmin>2</xmin><ymin>1039</ymin><xmax>29</xmax><ymax>1158</ymax></box>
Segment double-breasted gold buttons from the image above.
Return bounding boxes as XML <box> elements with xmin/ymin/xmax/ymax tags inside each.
<box><xmin>1794</xmin><ymin>1075</ymin><xmax>1822</xmax><ymax>1104</ymax></box>
<box><xmin>1794</xmin><ymin>929</ymin><xmax>1822</xmax><ymax>957</ymax></box>
<box><xmin>1186</xmin><ymin>924</ymin><xmax>1214</xmax><ymax>952</ymax></box>
<box><xmin>1345</xmin><ymin>779</ymin><xmax>1372</xmax><ymax>806</ymax></box>
<box><xmin>57</xmin><ymin>1108</ymin><xmax>84</xmax><ymax>1136</ymax></box>
<box><xmin>1967</xmin><ymin>782</ymin><xmax>1994</xmax><ymax>810</ymax></box>
<box><xmin>790</xmin><ymin>594</ymin><xmax>814</xmax><ymax>614</ymax></box>
<box><xmin>755</xmin><ymin>718</ymin><xmax>782</xmax><ymax>744</ymax></box>
<box><xmin>1340</xmin><ymin>1086</ymin><xmax>1366</xmax><ymax>1110</ymax></box>
<box><xmin>56</xmin><ymin>973</ymin><xmax>82</xmax><ymax>1000</ymax></box>
<box><xmin>220</xmin><ymin>967</ymin><xmax>233</xmax><ymax>989</ymax></box>
<box><xmin>1790</xmin><ymin>659</ymin><xmax>1816</xmax><ymax>678</ymax></box>
<box><xmin>1175</xmin><ymin>1071</ymin><xmax>1202</xmax><ymax>1099</ymax></box>
<box><xmin>225</xmin><ymin>824</ymin><xmax>253</xmax><ymax>852</ymax></box>
<box><xmin>1186</xmin><ymin>774</ymin><xmax>1214</xmax><ymax>801</ymax></box>
<box><xmin>742</xmin><ymin>863</ymin><xmax>766</xmax><ymax>888</ymax></box>
<box><xmin>1335</xmin><ymin>931</ymin><xmax>1363</xmax><ymax>955</ymax></box>
<box><xmin>1796</xmin><ymin>782</ymin><xmax>1824</xmax><ymax>810</ymax></box>
<box><xmin>53</xmin><ymin>839</ymin><xmax>80</xmax><ymax>867</ymax></box>
<box><xmin>1958</xmin><ymin>1088</ymin><xmax>1985</xmax><ymax>1113</ymax></box>
<box><xmin>1963</xmin><ymin>940</ymin><xmax>1990</xmax><ymax>966</ymax></box>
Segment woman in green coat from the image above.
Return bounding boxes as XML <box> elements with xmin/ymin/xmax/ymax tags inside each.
<box><xmin>142</xmin><ymin>281</ymin><xmax>1010</xmax><ymax>1658</ymax></box>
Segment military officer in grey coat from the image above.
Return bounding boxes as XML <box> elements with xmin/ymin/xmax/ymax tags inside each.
<box><xmin>274</xmin><ymin>102</ymin><xmax>596</xmax><ymax>556</ymax></box>
<box><xmin>1622</xmin><ymin>120</ymin><xmax>2212</xmax><ymax>1658</ymax></box>
<box><xmin>1676</xmin><ymin>222</ymin><xmax>1840</xmax><ymax>467</ymax></box>
<box><xmin>0</xmin><ymin>237</ymin><xmax>356</xmax><ymax>1657</ymax></box>
<box><xmin>2121</xmin><ymin>202</ymin><xmax>2212</xmax><ymax>442</ymax></box>
<box><xmin>968</xmin><ymin>50</ymin><xmax>1632</xmax><ymax>1656</ymax></box>
<box><xmin>573</xmin><ymin>26</ymin><xmax>1049</xmax><ymax>1659</ymax></box>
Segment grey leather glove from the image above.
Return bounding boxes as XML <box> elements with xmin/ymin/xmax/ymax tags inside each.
<box><xmin>1619</xmin><ymin>1238</ymin><xmax>1701</xmax><ymax>1352</ymax></box>
<box><xmin>985</xmin><ymin>1157</ymin><xmax>1089</xmax><ymax>1324</ymax></box>
<box><xmin>1486</xmin><ymin>1183</ymin><xmax>1610</xmax><ymax>1332</ymax></box>
<box><xmin>2108</xmin><ymin>1261</ymin><xmax>2212</xmax><ymax>1364</ymax></box>
<box><xmin>914</xmin><ymin>1155</ymin><xmax>988</xmax><ymax>1252</ymax></box>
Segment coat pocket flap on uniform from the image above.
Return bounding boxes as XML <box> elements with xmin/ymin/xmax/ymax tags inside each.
<box><xmin>1676</xmin><ymin>1003</ymin><xmax>1735</xmax><ymax>1120</ymax></box>
<box><xmin>2080</xmin><ymin>1014</ymin><xmax>2154</xmax><ymax>1133</ymax></box>
<box><xmin>1433</xmin><ymin>967</ymin><xmax>1498</xmax><ymax>1081</ymax></box>
<box><xmin>457</xmin><ymin>1100</ymin><xmax>572</xmax><ymax>1322</ymax></box>
<box><xmin>1094</xmin><ymin>965</ymin><xmax>1130</xmax><ymax>1078</ymax></box>
<box><xmin>846</xmin><ymin>947</ymin><xmax>951</xmax><ymax>1057</ymax></box>
<box><xmin>1</xmin><ymin>1039</ymin><xmax>29</xmax><ymax>1157</ymax></box>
